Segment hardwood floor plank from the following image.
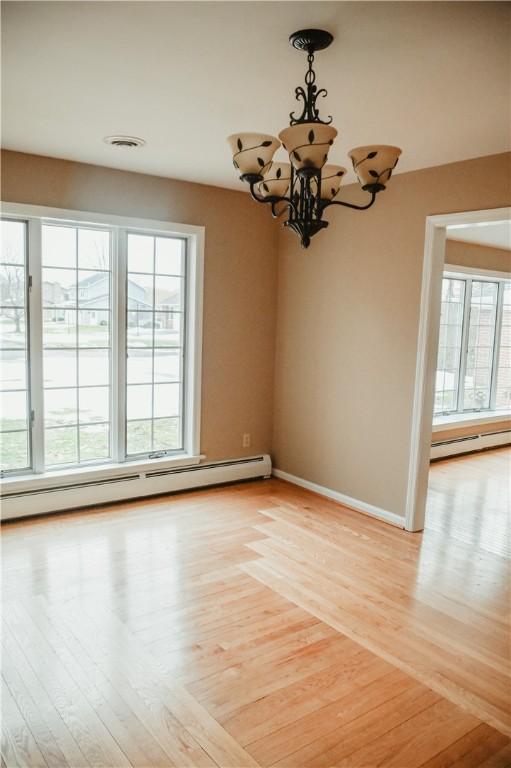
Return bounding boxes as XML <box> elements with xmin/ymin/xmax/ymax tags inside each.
<box><xmin>21</xmin><ymin>597</ymin><xmax>174</xmax><ymax>768</ymax></box>
<box><xmin>3</xmin><ymin>601</ymin><xmax>133</xmax><ymax>768</ymax></box>
<box><xmin>1</xmin><ymin>679</ymin><xmax>48</xmax><ymax>768</ymax></box>
<box><xmin>51</xmin><ymin>598</ymin><xmax>260</xmax><ymax>768</ymax></box>
<box><xmin>1</xmin><ymin>450</ymin><xmax>509</xmax><ymax>766</ymax></box>
<box><xmin>247</xmin><ymin>533</ymin><xmax>510</xmax><ymax>673</ymax></box>
<box><xmin>242</xmin><ymin>668</ymin><xmax>413</xmax><ymax>765</ymax></box>
<box><xmin>253</xmin><ymin>518</ymin><xmax>509</xmax><ymax>645</ymax></box>
<box><xmin>2</xmin><ymin>621</ymin><xmax>91</xmax><ymax>768</ymax></box>
<box><xmin>420</xmin><ymin>723</ymin><xmax>510</xmax><ymax>768</ymax></box>
<box><xmin>168</xmin><ymin>619</ymin><xmax>334</xmax><ymax>686</ymax></box>
<box><xmin>478</xmin><ymin>743</ymin><xmax>511</xmax><ymax>767</ymax></box>
<box><xmin>241</xmin><ymin>557</ymin><xmax>511</xmax><ymax>736</ymax></box>
<box><xmin>270</xmin><ymin>685</ymin><xmax>441</xmax><ymax>768</ymax></box>
<box><xmin>333</xmin><ymin>697</ymin><xmax>480</xmax><ymax>767</ymax></box>
<box><xmin>246</xmin><ymin>537</ymin><xmax>510</xmax><ymax>707</ymax></box>
<box><xmin>1</xmin><ymin>663</ymin><xmax>71</xmax><ymax>768</ymax></box>
<box><xmin>189</xmin><ymin>633</ymin><xmax>353</xmax><ymax>720</ymax></box>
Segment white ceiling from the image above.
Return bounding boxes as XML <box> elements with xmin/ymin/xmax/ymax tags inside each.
<box><xmin>2</xmin><ymin>2</ymin><xmax>510</xmax><ymax>191</ymax></box>
<box><xmin>447</xmin><ymin>221</ymin><xmax>511</xmax><ymax>251</ymax></box>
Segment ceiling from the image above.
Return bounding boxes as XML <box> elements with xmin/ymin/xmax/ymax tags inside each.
<box><xmin>447</xmin><ymin>221</ymin><xmax>511</xmax><ymax>251</ymax></box>
<box><xmin>2</xmin><ymin>2</ymin><xmax>510</xmax><ymax>191</ymax></box>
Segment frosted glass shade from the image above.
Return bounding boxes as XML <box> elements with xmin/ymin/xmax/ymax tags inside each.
<box><xmin>348</xmin><ymin>145</ymin><xmax>402</xmax><ymax>190</ymax></box>
<box><xmin>311</xmin><ymin>165</ymin><xmax>347</xmax><ymax>200</ymax></box>
<box><xmin>257</xmin><ymin>162</ymin><xmax>291</xmax><ymax>198</ymax></box>
<box><xmin>279</xmin><ymin>122</ymin><xmax>338</xmax><ymax>171</ymax></box>
<box><xmin>227</xmin><ymin>133</ymin><xmax>280</xmax><ymax>176</ymax></box>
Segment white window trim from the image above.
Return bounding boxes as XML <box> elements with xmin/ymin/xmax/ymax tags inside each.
<box><xmin>444</xmin><ymin>262</ymin><xmax>511</xmax><ymax>280</ymax></box>
<box><xmin>432</xmin><ymin>409</ymin><xmax>511</xmax><ymax>431</ymax></box>
<box><xmin>0</xmin><ymin>202</ymin><xmax>205</xmax><ymax>483</ymax></box>
<box><xmin>0</xmin><ymin>452</ymin><xmax>204</xmax><ymax>495</ymax></box>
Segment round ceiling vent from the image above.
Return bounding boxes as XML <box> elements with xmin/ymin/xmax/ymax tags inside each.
<box><xmin>103</xmin><ymin>135</ymin><xmax>146</xmax><ymax>148</ymax></box>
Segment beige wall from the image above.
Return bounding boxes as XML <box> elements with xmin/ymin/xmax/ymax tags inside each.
<box><xmin>3</xmin><ymin>149</ymin><xmax>510</xmax><ymax>521</ymax></box>
<box><xmin>1</xmin><ymin>150</ymin><xmax>279</xmax><ymax>462</ymax></box>
<box><xmin>273</xmin><ymin>153</ymin><xmax>511</xmax><ymax>519</ymax></box>
<box><xmin>445</xmin><ymin>239</ymin><xmax>510</xmax><ymax>272</ymax></box>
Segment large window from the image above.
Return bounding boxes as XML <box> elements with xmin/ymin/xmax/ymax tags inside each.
<box><xmin>0</xmin><ymin>220</ymin><xmax>31</xmax><ymax>472</ymax></box>
<box><xmin>126</xmin><ymin>233</ymin><xmax>184</xmax><ymax>457</ymax></box>
<box><xmin>434</xmin><ymin>270</ymin><xmax>511</xmax><ymax>416</ymax></box>
<box><xmin>0</xmin><ymin>209</ymin><xmax>202</xmax><ymax>476</ymax></box>
<box><xmin>42</xmin><ymin>224</ymin><xmax>112</xmax><ymax>466</ymax></box>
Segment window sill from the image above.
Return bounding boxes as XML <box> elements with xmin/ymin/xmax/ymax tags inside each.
<box><xmin>432</xmin><ymin>410</ymin><xmax>511</xmax><ymax>432</ymax></box>
<box><xmin>0</xmin><ymin>453</ymin><xmax>204</xmax><ymax>496</ymax></box>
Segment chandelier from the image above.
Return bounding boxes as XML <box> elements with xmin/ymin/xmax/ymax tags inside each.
<box><xmin>228</xmin><ymin>29</ymin><xmax>402</xmax><ymax>248</ymax></box>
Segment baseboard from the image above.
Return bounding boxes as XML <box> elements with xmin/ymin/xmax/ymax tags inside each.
<box><xmin>431</xmin><ymin>430</ymin><xmax>510</xmax><ymax>460</ymax></box>
<box><xmin>272</xmin><ymin>468</ymin><xmax>404</xmax><ymax>528</ymax></box>
<box><xmin>1</xmin><ymin>454</ymin><xmax>272</xmax><ymax>521</ymax></box>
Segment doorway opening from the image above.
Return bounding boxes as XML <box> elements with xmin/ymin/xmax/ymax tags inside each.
<box><xmin>405</xmin><ymin>208</ymin><xmax>510</xmax><ymax>532</ymax></box>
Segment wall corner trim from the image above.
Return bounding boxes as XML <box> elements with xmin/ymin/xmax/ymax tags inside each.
<box><xmin>272</xmin><ymin>468</ymin><xmax>405</xmax><ymax>529</ymax></box>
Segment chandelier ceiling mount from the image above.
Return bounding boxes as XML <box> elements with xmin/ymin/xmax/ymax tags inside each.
<box><xmin>288</xmin><ymin>28</ymin><xmax>334</xmax><ymax>53</ymax></box>
<box><xmin>227</xmin><ymin>29</ymin><xmax>402</xmax><ymax>248</ymax></box>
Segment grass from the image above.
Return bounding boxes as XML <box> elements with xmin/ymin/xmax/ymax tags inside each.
<box><xmin>1</xmin><ymin>419</ymin><xmax>180</xmax><ymax>471</ymax></box>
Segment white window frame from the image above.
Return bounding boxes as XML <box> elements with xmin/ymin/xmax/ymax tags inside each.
<box><xmin>434</xmin><ymin>264</ymin><xmax>510</xmax><ymax>417</ymax></box>
<box><xmin>0</xmin><ymin>217</ymin><xmax>34</xmax><ymax>474</ymax></box>
<box><xmin>0</xmin><ymin>202</ymin><xmax>204</xmax><ymax>486</ymax></box>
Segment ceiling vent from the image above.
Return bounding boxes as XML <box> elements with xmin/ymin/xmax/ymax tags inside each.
<box><xmin>103</xmin><ymin>135</ymin><xmax>146</xmax><ymax>148</ymax></box>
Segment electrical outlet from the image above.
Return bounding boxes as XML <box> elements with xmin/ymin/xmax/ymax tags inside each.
<box><xmin>242</xmin><ymin>433</ymin><xmax>251</xmax><ymax>448</ymax></box>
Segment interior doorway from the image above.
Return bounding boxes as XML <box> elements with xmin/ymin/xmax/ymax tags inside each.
<box><xmin>405</xmin><ymin>207</ymin><xmax>511</xmax><ymax>532</ymax></box>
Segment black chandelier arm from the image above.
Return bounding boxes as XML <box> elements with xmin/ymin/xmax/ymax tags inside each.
<box><xmin>320</xmin><ymin>190</ymin><xmax>377</xmax><ymax>213</ymax></box>
<box><xmin>248</xmin><ymin>180</ymin><xmax>299</xmax><ymax>219</ymax></box>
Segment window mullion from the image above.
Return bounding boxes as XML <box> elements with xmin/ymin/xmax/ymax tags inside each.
<box><xmin>457</xmin><ymin>278</ymin><xmax>471</xmax><ymax>414</ymax></box>
<box><xmin>115</xmin><ymin>228</ymin><xmax>127</xmax><ymax>462</ymax></box>
<box><xmin>27</xmin><ymin>218</ymin><xmax>45</xmax><ymax>472</ymax></box>
<box><xmin>489</xmin><ymin>281</ymin><xmax>504</xmax><ymax>411</ymax></box>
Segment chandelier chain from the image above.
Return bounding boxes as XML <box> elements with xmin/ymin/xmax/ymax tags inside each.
<box><xmin>289</xmin><ymin>49</ymin><xmax>332</xmax><ymax>126</ymax></box>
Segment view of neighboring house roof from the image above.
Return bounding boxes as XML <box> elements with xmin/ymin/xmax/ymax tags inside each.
<box><xmin>39</xmin><ymin>272</ymin><xmax>180</xmax><ymax>310</ymax></box>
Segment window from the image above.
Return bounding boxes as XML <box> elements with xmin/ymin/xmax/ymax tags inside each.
<box><xmin>126</xmin><ymin>233</ymin><xmax>184</xmax><ymax>457</ymax></box>
<box><xmin>496</xmin><ymin>283</ymin><xmax>511</xmax><ymax>409</ymax></box>
<box><xmin>434</xmin><ymin>270</ymin><xmax>511</xmax><ymax>417</ymax></box>
<box><xmin>435</xmin><ymin>278</ymin><xmax>465</xmax><ymax>413</ymax></box>
<box><xmin>42</xmin><ymin>224</ymin><xmax>112</xmax><ymax>466</ymax></box>
<box><xmin>462</xmin><ymin>280</ymin><xmax>498</xmax><ymax>410</ymax></box>
<box><xmin>0</xmin><ymin>220</ymin><xmax>31</xmax><ymax>472</ymax></box>
<box><xmin>0</xmin><ymin>207</ymin><xmax>203</xmax><ymax>476</ymax></box>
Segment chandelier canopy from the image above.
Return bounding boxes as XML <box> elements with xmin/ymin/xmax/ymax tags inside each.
<box><xmin>227</xmin><ymin>29</ymin><xmax>402</xmax><ymax>248</ymax></box>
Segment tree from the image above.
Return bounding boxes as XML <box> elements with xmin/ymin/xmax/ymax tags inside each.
<box><xmin>0</xmin><ymin>263</ymin><xmax>25</xmax><ymax>334</ymax></box>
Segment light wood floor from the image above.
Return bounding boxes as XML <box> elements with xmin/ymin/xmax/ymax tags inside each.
<box><xmin>1</xmin><ymin>448</ymin><xmax>510</xmax><ymax>767</ymax></box>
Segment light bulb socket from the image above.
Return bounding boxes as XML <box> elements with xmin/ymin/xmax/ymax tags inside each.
<box><xmin>362</xmin><ymin>183</ymin><xmax>386</xmax><ymax>193</ymax></box>
<box><xmin>297</xmin><ymin>166</ymin><xmax>320</xmax><ymax>179</ymax></box>
<box><xmin>240</xmin><ymin>173</ymin><xmax>264</xmax><ymax>184</ymax></box>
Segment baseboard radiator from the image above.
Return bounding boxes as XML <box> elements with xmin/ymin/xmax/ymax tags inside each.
<box><xmin>431</xmin><ymin>429</ymin><xmax>510</xmax><ymax>460</ymax></box>
<box><xmin>0</xmin><ymin>454</ymin><xmax>272</xmax><ymax>521</ymax></box>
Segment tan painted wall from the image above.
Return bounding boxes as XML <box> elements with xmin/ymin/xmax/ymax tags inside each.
<box><xmin>273</xmin><ymin>152</ymin><xmax>511</xmax><ymax>519</ymax></box>
<box><xmin>3</xmin><ymin>149</ymin><xmax>510</xmax><ymax>520</ymax></box>
<box><xmin>1</xmin><ymin>150</ymin><xmax>279</xmax><ymax>462</ymax></box>
<box><xmin>445</xmin><ymin>239</ymin><xmax>510</xmax><ymax>273</ymax></box>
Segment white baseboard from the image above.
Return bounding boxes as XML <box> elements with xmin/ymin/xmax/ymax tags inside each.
<box><xmin>431</xmin><ymin>430</ymin><xmax>510</xmax><ymax>460</ymax></box>
<box><xmin>272</xmin><ymin>468</ymin><xmax>404</xmax><ymax>528</ymax></box>
<box><xmin>1</xmin><ymin>454</ymin><xmax>272</xmax><ymax>521</ymax></box>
